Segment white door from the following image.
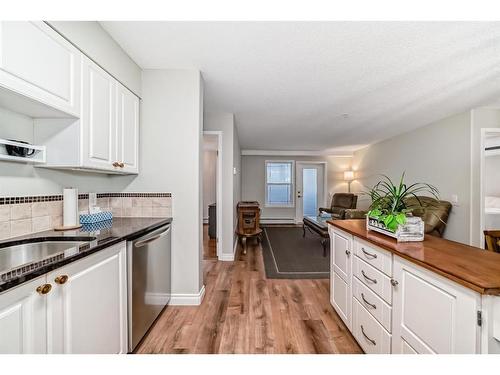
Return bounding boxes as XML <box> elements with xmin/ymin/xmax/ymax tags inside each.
<box><xmin>0</xmin><ymin>276</ymin><xmax>48</xmax><ymax>354</ymax></box>
<box><xmin>81</xmin><ymin>56</ymin><xmax>116</xmax><ymax>171</ymax></box>
<box><xmin>296</xmin><ymin>163</ymin><xmax>325</xmax><ymax>223</ymax></box>
<box><xmin>116</xmin><ymin>82</ymin><xmax>139</xmax><ymax>174</ymax></box>
<box><xmin>392</xmin><ymin>256</ymin><xmax>480</xmax><ymax>354</ymax></box>
<box><xmin>47</xmin><ymin>242</ymin><xmax>127</xmax><ymax>354</ymax></box>
<box><xmin>329</xmin><ymin>227</ymin><xmax>352</xmax><ymax>329</ymax></box>
<box><xmin>0</xmin><ymin>21</ymin><xmax>80</xmax><ymax>116</ymax></box>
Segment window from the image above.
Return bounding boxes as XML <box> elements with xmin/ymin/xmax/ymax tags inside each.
<box><xmin>265</xmin><ymin>161</ymin><xmax>294</xmax><ymax>207</ymax></box>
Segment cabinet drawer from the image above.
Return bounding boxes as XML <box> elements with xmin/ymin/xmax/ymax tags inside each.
<box><xmin>352</xmin><ymin>298</ymin><xmax>391</xmax><ymax>354</ymax></box>
<box><xmin>353</xmin><ymin>276</ymin><xmax>392</xmax><ymax>332</ymax></box>
<box><xmin>354</xmin><ymin>238</ymin><xmax>392</xmax><ymax>276</ymax></box>
<box><xmin>353</xmin><ymin>256</ymin><xmax>393</xmax><ymax>304</ymax></box>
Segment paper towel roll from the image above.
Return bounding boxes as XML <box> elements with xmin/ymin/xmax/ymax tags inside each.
<box><xmin>63</xmin><ymin>188</ymin><xmax>78</xmax><ymax>227</ymax></box>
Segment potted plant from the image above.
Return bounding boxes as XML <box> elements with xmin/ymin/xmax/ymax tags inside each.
<box><xmin>365</xmin><ymin>173</ymin><xmax>440</xmax><ymax>241</ymax></box>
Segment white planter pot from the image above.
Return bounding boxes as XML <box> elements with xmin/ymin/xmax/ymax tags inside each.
<box><xmin>366</xmin><ymin>216</ymin><xmax>424</xmax><ymax>242</ymax></box>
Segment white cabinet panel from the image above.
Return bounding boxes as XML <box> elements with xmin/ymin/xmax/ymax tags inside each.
<box><xmin>392</xmin><ymin>256</ymin><xmax>480</xmax><ymax>354</ymax></box>
<box><xmin>331</xmin><ymin>272</ymin><xmax>351</xmax><ymax>328</ymax></box>
<box><xmin>116</xmin><ymin>82</ymin><xmax>139</xmax><ymax>174</ymax></box>
<box><xmin>47</xmin><ymin>242</ymin><xmax>127</xmax><ymax>354</ymax></box>
<box><xmin>81</xmin><ymin>56</ymin><xmax>116</xmax><ymax>170</ymax></box>
<box><xmin>354</xmin><ymin>238</ymin><xmax>392</xmax><ymax>276</ymax></box>
<box><xmin>331</xmin><ymin>228</ymin><xmax>351</xmax><ymax>282</ymax></box>
<box><xmin>353</xmin><ymin>276</ymin><xmax>392</xmax><ymax>332</ymax></box>
<box><xmin>352</xmin><ymin>298</ymin><xmax>391</xmax><ymax>354</ymax></box>
<box><xmin>353</xmin><ymin>256</ymin><xmax>392</xmax><ymax>304</ymax></box>
<box><xmin>0</xmin><ymin>21</ymin><xmax>80</xmax><ymax>116</ymax></box>
<box><xmin>0</xmin><ymin>276</ymin><xmax>47</xmax><ymax>354</ymax></box>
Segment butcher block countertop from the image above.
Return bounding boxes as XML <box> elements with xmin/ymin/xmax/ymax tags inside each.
<box><xmin>328</xmin><ymin>219</ymin><xmax>500</xmax><ymax>296</ymax></box>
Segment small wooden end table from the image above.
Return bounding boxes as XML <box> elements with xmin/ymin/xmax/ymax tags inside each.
<box><xmin>236</xmin><ymin>228</ymin><xmax>263</xmax><ymax>255</ymax></box>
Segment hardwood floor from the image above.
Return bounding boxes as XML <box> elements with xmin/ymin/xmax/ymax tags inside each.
<box><xmin>136</xmin><ymin>233</ymin><xmax>362</xmax><ymax>354</ymax></box>
<box><xmin>203</xmin><ymin>224</ymin><xmax>217</xmax><ymax>259</ymax></box>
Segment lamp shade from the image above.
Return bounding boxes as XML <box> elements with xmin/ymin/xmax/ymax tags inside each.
<box><xmin>343</xmin><ymin>170</ymin><xmax>355</xmax><ymax>181</ymax></box>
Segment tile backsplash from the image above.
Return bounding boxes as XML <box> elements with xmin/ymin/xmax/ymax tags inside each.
<box><xmin>0</xmin><ymin>192</ymin><xmax>172</xmax><ymax>240</ymax></box>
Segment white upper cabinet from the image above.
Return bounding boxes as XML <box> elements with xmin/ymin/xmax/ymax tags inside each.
<box><xmin>0</xmin><ymin>21</ymin><xmax>80</xmax><ymax>117</ymax></box>
<box><xmin>116</xmin><ymin>82</ymin><xmax>139</xmax><ymax>174</ymax></box>
<box><xmin>81</xmin><ymin>56</ymin><xmax>116</xmax><ymax>171</ymax></box>
<box><xmin>392</xmin><ymin>256</ymin><xmax>480</xmax><ymax>354</ymax></box>
<box><xmin>0</xmin><ymin>276</ymin><xmax>47</xmax><ymax>354</ymax></box>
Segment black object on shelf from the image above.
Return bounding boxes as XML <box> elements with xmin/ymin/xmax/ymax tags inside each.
<box><xmin>5</xmin><ymin>140</ymin><xmax>36</xmax><ymax>158</ymax></box>
<box><xmin>208</xmin><ymin>203</ymin><xmax>216</xmax><ymax>239</ymax></box>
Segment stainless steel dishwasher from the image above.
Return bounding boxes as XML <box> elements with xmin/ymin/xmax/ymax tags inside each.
<box><xmin>127</xmin><ymin>224</ymin><xmax>171</xmax><ymax>352</ymax></box>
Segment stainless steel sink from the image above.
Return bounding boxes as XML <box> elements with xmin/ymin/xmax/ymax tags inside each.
<box><xmin>0</xmin><ymin>240</ymin><xmax>93</xmax><ymax>283</ymax></box>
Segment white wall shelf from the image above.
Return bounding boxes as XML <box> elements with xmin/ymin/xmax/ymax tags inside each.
<box><xmin>0</xmin><ymin>138</ymin><xmax>46</xmax><ymax>164</ymax></box>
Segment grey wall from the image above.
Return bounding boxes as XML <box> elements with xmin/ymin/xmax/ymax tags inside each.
<box><xmin>352</xmin><ymin>112</ymin><xmax>471</xmax><ymax>244</ymax></box>
<box><xmin>241</xmin><ymin>155</ymin><xmax>352</xmax><ymax>220</ymax></box>
<box><xmin>112</xmin><ymin>69</ymin><xmax>204</xmax><ymax>297</ymax></box>
<box><xmin>48</xmin><ymin>21</ymin><xmax>142</xmax><ymax>96</ymax></box>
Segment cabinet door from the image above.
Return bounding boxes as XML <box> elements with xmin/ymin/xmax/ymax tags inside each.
<box><xmin>116</xmin><ymin>82</ymin><xmax>139</xmax><ymax>174</ymax></box>
<box><xmin>392</xmin><ymin>256</ymin><xmax>480</xmax><ymax>354</ymax></box>
<box><xmin>0</xmin><ymin>21</ymin><xmax>80</xmax><ymax>116</ymax></box>
<box><xmin>0</xmin><ymin>276</ymin><xmax>47</xmax><ymax>354</ymax></box>
<box><xmin>81</xmin><ymin>56</ymin><xmax>116</xmax><ymax>171</ymax></box>
<box><xmin>329</xmin><ymin>226</ymin><xmax>352</xmax><ymax>329</ymax></box>
<box><xmin>47</xmin><ymin>242</ymin><xmax>127</xmax><ymax>354</ymax></box>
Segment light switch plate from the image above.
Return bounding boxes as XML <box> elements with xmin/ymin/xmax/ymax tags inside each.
<box><xmin>451</xmin><ymin>194</ymin><xmax>459</xmax><ymax>206</ymax></box>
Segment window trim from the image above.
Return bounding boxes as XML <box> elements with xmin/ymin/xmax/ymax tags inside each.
<box><xmin>264</xmin><ymin>160</ymin><xmax>295</xmax><ymax>208</ymax></box>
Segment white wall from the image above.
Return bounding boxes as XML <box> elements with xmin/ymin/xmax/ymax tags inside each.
<box><xmin>48</xmin><ymin>21</ymin><xmax>142</xmax><ymax>96</ymax></box>
<box><xmin>202</xmin><ymin>150</ymin><xmax>217</xmax><ymax>220</ymax></box>
<box><xmin>112</xmin><ymin>69</ymin><xmax>204</xmax><ymax>299</ymax></box>
<box><xmin>203</xmin><ymin>112</ymin><xmax>240</xmax><ymax>259</ymax></box>
<box><xmin>241</xmin><ymin>155</ymin><xmax>352</xmax><ymax>221</ymax></box>
<box><xmin>352</xmin><ymin>112</ymin><xmax>471</xmax><ymax>244</ymax></box>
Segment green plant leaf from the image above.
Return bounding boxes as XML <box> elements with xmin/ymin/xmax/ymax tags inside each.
<box><xmin>395</xmin><ymin>213</ymin><xmax>406</xmax><ymax>225</ymax></box>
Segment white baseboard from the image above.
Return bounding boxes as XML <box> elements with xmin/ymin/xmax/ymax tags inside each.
<box><xmin>169</xmin><ymin>285</ymin><xmax>206</xmax><ymax>306</ymax></box>
<box><xmin>260</xmin><ymin>217</ymin><xmax>296</xmax><ymax>225</ymax></box>
<box><xmin>219</xmin><ymin>238</ymin><xmax>238</xmax><ymax>261</ymax></box>
<box><xmin>144</xmin><ymin>292</ymin><xmax>170</xmax><ymax>305</ymax></box>
<box><xmin>203</xmin><ymin>217</ymin><xmax>208</xmax><ymax>224</ymax></box>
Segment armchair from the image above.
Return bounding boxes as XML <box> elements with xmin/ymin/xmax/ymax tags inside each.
<box><xmin>319</xmin><ymin>193</ymin><xmax>357</xmax><ymax>219</ymax></box>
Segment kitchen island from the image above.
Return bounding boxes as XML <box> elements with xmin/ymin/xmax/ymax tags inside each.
<box><xmin>328</xmin><ymin>219</ymin><xmax>500</xmax><ymax>354</ymax></box>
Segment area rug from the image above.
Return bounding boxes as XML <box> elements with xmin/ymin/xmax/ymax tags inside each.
<box><xmin>261</xmin><ymin>226</ymin><xmax>330</xmax><ymax>279</ymax></box>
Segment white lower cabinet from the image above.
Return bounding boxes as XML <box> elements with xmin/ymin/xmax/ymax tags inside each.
<box><xmin>0</xmin><ymin>242</ymin><xmax>127</xmax><ymax>354</ymax></box>
<box><xmin>0</xmin><ymin>276</ymin><xmax>47</xmax><ymax>353</ymax></box>
<box><xmin>391</xmin><ymin>256</ymin><xmax>480</xmax><ymax>354</ymax></box>
<box><xmin>352</xmin><ymin>298</ymin><xmax>391</xmax><ymax>354</ymax></box>
<box><xmin>329</xmin><ymin>228</ymin><xmax>488</xmax><ymax>354</ymax></box>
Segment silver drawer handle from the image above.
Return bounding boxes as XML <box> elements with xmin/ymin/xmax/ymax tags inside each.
<box><xmin>362</xmin><ymin>248</ymin><xmax>377</xmax><ymax>259</ymax></box>
<box><xmin>345</xmin><ymin>249</ymin><xmax>351</xmax><ymax>257</ymax></box>
<box><xmin>361</xmin><ymin>270</ymin><xmax>378</xmax><ymax>284</ymax></box>
<box><xmin>361</xmin><ymin>325</ymin><xmax>377</xmax><ymax>345</ymax></box>
<box><xmin>361</xmin><ymin>293</ymin><xmax>376</xmax><ymax>309</ymax></box>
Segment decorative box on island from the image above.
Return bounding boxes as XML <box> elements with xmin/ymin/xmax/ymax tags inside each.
<box><xmin>366</xmin><ymin>215</ymin><xmax>424</xmax><ymax>242</ymax></box>
<box><xmin>79</xmin><ymin>211</ymin><xmax>113</xmax><ymax>224</ymax></box>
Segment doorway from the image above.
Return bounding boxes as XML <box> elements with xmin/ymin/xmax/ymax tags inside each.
<box><xmin>479</xmin><ymin>128</ymin><xmax>500</xmax><ymax>248</ymax></box>
<box><xmin>202</xmin><ymin>132</ymin><xmax>222</xmax><ymax>259</ymax></box>
<box><xmin>295</xmin><ymin>162</ymin><xmax>327</xmax><ymax>223</ymax></box>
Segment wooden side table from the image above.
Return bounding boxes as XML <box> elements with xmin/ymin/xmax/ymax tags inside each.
<box><xmin>236</xmin><ymin>228</ymin><xmax>263</xmax><ymax>254</ymax></box>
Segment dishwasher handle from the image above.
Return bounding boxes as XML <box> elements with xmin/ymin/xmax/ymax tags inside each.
<box><xmin>134</xmin><ymin>226</ymin><xmax>171</xmax><ymax>248</ymax></box>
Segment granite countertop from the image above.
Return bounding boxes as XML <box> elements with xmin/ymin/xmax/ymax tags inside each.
<box><xmin>0</xmin><ymin>217</ymin><xmax>172</xmax><ymax>293</ymax></box>
<box><xmin>329</xmin><ymin>219</ymin><xmax>500</xmax><ymax>295</ymax></box>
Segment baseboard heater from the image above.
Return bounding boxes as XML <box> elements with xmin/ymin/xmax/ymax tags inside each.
<box><xmin>260</xmin><ymin>217</ymin><xmax>296</xmax><ymax>225</ymax></box>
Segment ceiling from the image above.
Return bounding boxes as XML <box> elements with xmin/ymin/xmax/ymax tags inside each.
<box><xmin>101</xmin><ymin>21</ymin><xmax>500</xmax><ymax>152</ymax></box>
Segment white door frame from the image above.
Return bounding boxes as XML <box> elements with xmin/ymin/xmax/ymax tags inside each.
<box><xmin>203</xmin><ymin>131</ymin><xmax>223</xmax><ymax>259</ymax></box>
<box><xmin>479</xmin><ymin>128</ymin><xmax>500</xmax><ymax>248</ymax></box>
<box><xmin>295</xmin><ymin>161</ymin><xmax>327</xmax><ymax>223</ymax></box>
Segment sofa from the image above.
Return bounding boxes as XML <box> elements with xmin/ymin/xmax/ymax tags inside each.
<box><xmin>319</xmin><ymin>193</ymin><xmax>358</xmax><ymax>219</ymax></box>
<box><xmin>345</xmin><ymin>196</ymin><xmax>452</xmax><ymax>238</ymax></box>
